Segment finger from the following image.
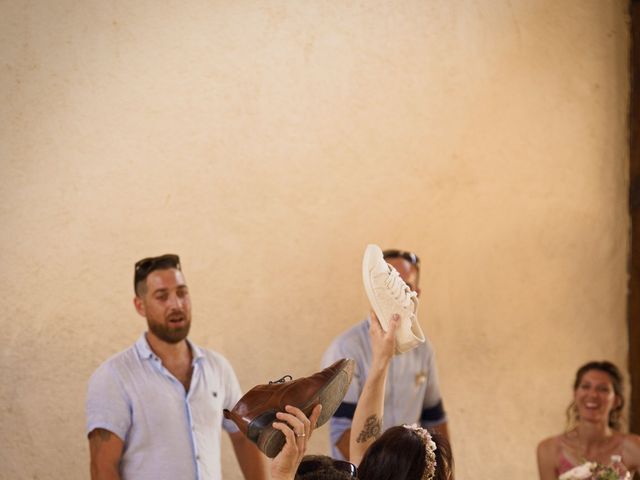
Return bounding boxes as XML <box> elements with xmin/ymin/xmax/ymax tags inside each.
<box><xmin>272</xmin><ymin>421</ymin><xmax>298</xmax><ymax>451</ymax></box>
<box><xmin>284</xmin><ymin>405</ymin><xmax>311</xmax><ymax>433</ymax></box>
<box><xmin>369</xmin><ymin>311</ymin><xmax>383</xmax><ymax>334</ymax></box>
<box><xmin>283</xmin><ymin>404</ymin><xmax>320</xmax><ymax>440</ymax></box>
<box><xmin>275</xmin><ymin>410</ymin><xmax>305</xmax><ymax>437</ymax></box>
<box><xmin>308</xmin><ymin>404</ymin><xmax>322</xmax><ymax>436</ymax></box>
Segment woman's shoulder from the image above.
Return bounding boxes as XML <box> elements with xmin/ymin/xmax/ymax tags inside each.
<box><xmin>537</xmin><ymin>434</ymin><xmax>566</xmax><ymax>479</ymax></box>
<box><xmin>537</xmin><ymin>433</ymin><xmax>564</xmax><ymax>455</ymax></box>
<box><xmin>621</xmin><ymin>432</ymin><xmax>640</xmax><ymax>462</ymax></box>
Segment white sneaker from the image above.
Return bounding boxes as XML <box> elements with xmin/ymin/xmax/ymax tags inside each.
<box><xmin>362</xmin><ymin>244</ymin><xmax>425</xmax><ymax>354</ymax></box>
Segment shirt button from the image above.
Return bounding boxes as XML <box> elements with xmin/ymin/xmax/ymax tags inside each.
<box><xmin>196</xmin><ymin>455</ymin><xmax>200</xmax><ymax>461</ymax></box>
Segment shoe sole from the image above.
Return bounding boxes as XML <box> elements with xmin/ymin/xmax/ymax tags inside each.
<box><xmin>362</xmin><ymin>244</ymin><xmax>390</xmax><ymax>331</ymax></box>
<box><xmin>257</xmin><ymin>358</ymin><xmax>355</xmax><ymax>458</ymax></box>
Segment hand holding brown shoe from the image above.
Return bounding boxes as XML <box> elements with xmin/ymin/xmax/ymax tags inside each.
<box><xmin>270</xmin><ymin>404</ymin><xmax>322</xmax><ymax>480</ymax></box>
<box><xmin>224</xmin><ymin>358</ymin><xmax>355</xmax><ymax>458</ymax></box>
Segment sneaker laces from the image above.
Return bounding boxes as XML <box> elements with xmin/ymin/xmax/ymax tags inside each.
<box><xmin>384</xmin><ymin>265</ymin><xmax>417</xmax><ymax>308</ymax></box>
<box><xmin>269</xmin><ymin>375</ymin><xmax>293</xmax><ymax>384</ymax></box>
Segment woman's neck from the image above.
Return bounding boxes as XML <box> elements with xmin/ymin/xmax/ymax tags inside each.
<box><xmin>569</xmin><ymin>422</ymin><xmax>621</xmax><ymax>462</ymax></box>
<box><xmin>574</xmin><ymin>421</ymin><xmax>612</xmax><ymax>445</ymax></box>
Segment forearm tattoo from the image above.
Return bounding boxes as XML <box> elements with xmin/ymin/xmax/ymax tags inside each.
<box><xmin>356</xmin><ymin>415</ymin><xmax>382</xmax><ymax>443</ymax></box>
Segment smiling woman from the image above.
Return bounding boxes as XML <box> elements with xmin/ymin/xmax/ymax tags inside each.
<box><xmin>536</xmin><ymin>362</ymin><xmax>640</xmax><ymax>480</ymax></box>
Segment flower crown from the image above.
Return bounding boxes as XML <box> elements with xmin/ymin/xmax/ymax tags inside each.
<box><xmin>403</xmin><ymin>424</ymin><xmax>437</xmax><ymax>480</ymax></box>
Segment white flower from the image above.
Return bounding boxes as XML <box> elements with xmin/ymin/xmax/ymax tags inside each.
<box><xmin>559</xmin><ymin>462</ymin><xmax>597</xmax><ymax>480</ymax></box>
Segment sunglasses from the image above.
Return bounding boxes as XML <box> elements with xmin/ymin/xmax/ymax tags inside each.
<box><xmin>134</xmin><ymin>254</ymin><xmax>181</xmax><ymax>292</ymax></box>
<box><xmin>383</xmin><ymin>249</ymin><xmax>420</xmax><ymax>269</ymax></box>
<box><xmin>296</xmin><ymin>459</ymin><xmax>358</xmax><ymax>478</ymax></box>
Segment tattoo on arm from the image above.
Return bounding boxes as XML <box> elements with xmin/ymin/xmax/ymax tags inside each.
<box><xmin>356</xmin><ymin>415</ymin><xmax>382</xmax><ymax>443</ymax></box>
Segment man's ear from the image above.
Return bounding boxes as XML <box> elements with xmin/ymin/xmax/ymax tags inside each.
<box><xmin>133</xmin><ymin>296</ymin><xmax>146</xmax><ymax>317</ymax></box>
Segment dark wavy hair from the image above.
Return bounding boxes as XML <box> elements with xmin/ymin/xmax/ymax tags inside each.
<box><xmin>358</xmin><ymin>426</ymin><xmax>453</xmax><ymax>480</ymax></box>
<box><xmin>565</xmin><ymin>360</ymin><xmax>625</xmax><ymax>431</ymax></box>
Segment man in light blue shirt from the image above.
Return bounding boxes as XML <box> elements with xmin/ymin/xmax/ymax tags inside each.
<box><xmin>86</xmin><ymin>254</ymin><xmax>267</xmax><ymax>480</ymax></box>
<box><xmin>321</xmin><ymin>248</ymin><xmax>450</xmax><ymax>461</ymax></box>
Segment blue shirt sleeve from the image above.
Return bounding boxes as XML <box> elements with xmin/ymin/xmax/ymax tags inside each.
<box><xmin>219</xmin><ymin>355</ymin><xmax>242</xmax><ymax>433</ymax></box>
<box><xmin>420</xmin><ymin>338</ymin><xmax>447</xmax><ymax>426</ymax></box>
<box><xmin>85</xmin><ymin>362</ymin><xmax>131</xmax><ymax>442</ymax></box>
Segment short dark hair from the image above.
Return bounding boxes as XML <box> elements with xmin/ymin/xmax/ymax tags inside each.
<box><xmin>383</xmin><ymin>249</ymin><xmax>421</xmax><ymax>284</ymax></box>
<box><xmin>566</xmin><ymin>360</ymin><xmax>625</xmax><ymax>430</ymax></box>
<box><xmin>358</xmin><ymin>426</ymin><xmax>453</xmax><ymax>480</ymax></box>
<box><xmin>134</xmin><ymin>254</ymin><xmax>181</xmax><ymax>296</ymax></box>
<box><xmin>295</xmin><ymin>455</ymin><xmax>356</xmax><ymax>480</ymax></box>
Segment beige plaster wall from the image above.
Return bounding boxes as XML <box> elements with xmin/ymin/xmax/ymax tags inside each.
<box><xmin>0</xmin><ymin>1</ymin><xmax>630</xmax><ymax>479</ymax></box>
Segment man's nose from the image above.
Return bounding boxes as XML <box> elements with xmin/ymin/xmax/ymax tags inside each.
<box><xmin>167</xmin><ymin>294</ymin><xmax>183</xmax><ymax>309</ymax></box>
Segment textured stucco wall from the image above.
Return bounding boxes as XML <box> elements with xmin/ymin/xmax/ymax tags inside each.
<box><xmin>0</xmin><ymin>1</ymin><xmax>630</xmax><ymax>479</ymax></box>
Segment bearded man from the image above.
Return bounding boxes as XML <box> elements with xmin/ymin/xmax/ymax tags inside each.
<box><xmin>86</xmin><ymin>254</ymin><xmax>267</xmax><ymax>480</ymax></box>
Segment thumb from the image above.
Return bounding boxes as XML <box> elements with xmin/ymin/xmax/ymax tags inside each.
<box><xmin>387</xmin><ymin>314</ymin><xmax>401</xmax><ymax>336</ymax></box>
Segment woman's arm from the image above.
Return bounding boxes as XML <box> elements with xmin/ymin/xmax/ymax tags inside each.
<box><xmin>536</xmin><ymin>437</ymin><xmax>558</xmax><ymax>480</ymax></box>
<box><xmin>349</xmin><ymin>313</ymin><xmax>399</xmax><ymax>466</ymax></box>
<box><xmin>622</xmin><ymin>433</ymin><xmax>640</xmax><ymax>475</ymax></box>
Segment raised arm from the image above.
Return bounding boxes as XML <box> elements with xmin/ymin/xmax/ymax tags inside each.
<box><xmin>88</xmin><ymin>428</ymin><xmax>124</xmax><ymax>480</ymax></box>
<box><xmin>349</xmin><ymin>313</ymin><xmax>398</xmax><ymax>466</ymax></box>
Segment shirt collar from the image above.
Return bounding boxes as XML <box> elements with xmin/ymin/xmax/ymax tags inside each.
<box><xmin>135</xmin><ymin>333</ymin><xmax>155</xmax><ymax>360</ymax></box>
<box><xmin>135</xmin><ymin>333</ymin><xmax>205</xmax><ymax>364</ymax></box>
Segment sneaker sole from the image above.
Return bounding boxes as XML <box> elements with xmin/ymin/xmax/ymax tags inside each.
<box><xmin>257</xmin><ymin>359</ymin><xmax>355</xmax><ymax>458</ymax></box>
<box><xmin>362</xmin><ymin>244</ymin><xmax>391</xmax><ymax>331</ymax></box>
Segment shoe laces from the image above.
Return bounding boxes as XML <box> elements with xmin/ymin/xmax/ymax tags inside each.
<box><xmin>269</xmin><ymin>374</ymin><xmax>293</xmax><ymax>384</ymax></box>
<box><xmin>384</xmin><ymin>265</ymin><xmax>417</xmax><ymax>308</ymax></box>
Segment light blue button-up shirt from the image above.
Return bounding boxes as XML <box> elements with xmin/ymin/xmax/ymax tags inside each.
<box><xmin>86</xmin><ymin>334</ymin><xmax>241</xmax><ymax>480</ymax></box>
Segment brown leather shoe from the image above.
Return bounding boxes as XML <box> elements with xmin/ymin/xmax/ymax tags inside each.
<box><xmin>223</xmin><ymin>358</ymin><xmax>355</xmax><ymax>458</ymax></box>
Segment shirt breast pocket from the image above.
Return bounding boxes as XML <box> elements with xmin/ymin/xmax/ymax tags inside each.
<box><xmin>190</xmin><ymin>382</ymin><xmax>224</xmax><ymax>429</ymax></box>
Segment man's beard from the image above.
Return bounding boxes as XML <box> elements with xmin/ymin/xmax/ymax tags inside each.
<box><xmin>148</xmin><ymin>316</ymin><xmax>191</xmax><ymax>344</ymax></box>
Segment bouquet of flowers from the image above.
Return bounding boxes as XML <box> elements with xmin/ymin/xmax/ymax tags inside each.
<box><xmin>558</xmin><ymin>460</ymin><xmax>630</xmax><ymax>480</ymax></box>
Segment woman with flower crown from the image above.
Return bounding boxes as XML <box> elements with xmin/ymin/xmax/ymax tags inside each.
<box><xmin>536</xmin><ymin>361</ymin><xmax>640</xmax><ymax>480</ymax></box>
<box><xmin>270</xmin><ymin>313</ymin><xmax>453</xmax><ymax>480</ymax></box>
<box><xmin>346</xmin><ymin>313</ymin><xmax>453</xmax><ymax>480</ymax></box>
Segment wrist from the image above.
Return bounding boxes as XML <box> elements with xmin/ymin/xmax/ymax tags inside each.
<box><xmin>369</xmin><ymin>359</ymin><xmax>390</xmax><ymax>377</ymax></box>
<box><xmin>271</xmin><ymin>473</ymin><xmax>294</xmax><ymax>480</ymax></box>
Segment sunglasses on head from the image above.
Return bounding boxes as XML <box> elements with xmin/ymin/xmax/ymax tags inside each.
<box><xmin>134</xmin><ymin>254</ymin><xmax>181</xmax><ymax>292</ymax></box>
<box><xmin>383</xmin><ymin>249</ymin><xmax>420</xmax><ymax>268</ymax></box>
<box><xmin>296</xmin><ymin>459</ymin><xmax>358</xmax><ymax>478</ymax></box>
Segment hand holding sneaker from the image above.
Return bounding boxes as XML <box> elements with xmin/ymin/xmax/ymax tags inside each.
<box><xmin>369</xmin><ymin>312</ymin><xmax>399</xmax><ymax>373</ymax></box>
<box><xmin>362</xmin><ymin>244</ymin><xmax>425</xmax><ymax>354</ymax></box>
